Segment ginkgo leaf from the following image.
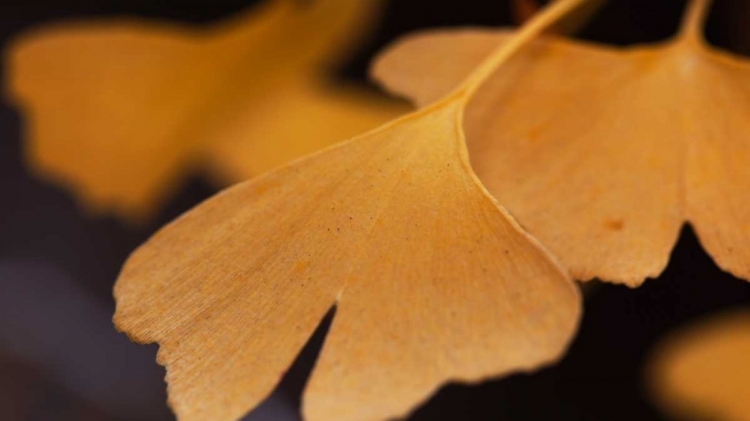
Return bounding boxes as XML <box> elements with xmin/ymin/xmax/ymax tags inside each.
<box><xmin>647</xmin><ymin>310</ymin><xmax>750</xmax><ymax>421</ymax></box>
<box><xmin>113</xmin><ymin>1</ymin><xmax>586</xmax><ymax>420</ymax></box>
<box><xmin>5</xmin><ymin>0</ymin><xmax>407</xmax><ymax>222</ymax></box>
<box><xmin>372</xmin><ymin>0</ymin><xmax>750</xmax><ymax>286</ymax></box>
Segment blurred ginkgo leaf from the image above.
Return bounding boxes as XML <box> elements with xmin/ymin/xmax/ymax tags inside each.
<box><xmin>511</xmin><ymin>0</ymin><xmax>606</xmax><ymax>34</ymax></box>
<box><xmin>647</xmin><ymin>309</ymin><xmax>750</xmax><ymax>421</ymax></box>
<box><xmin>373</xmin><ymin>0</ymin><xmax>750</xmax><ymax>286</ymax></box>
<box><xmin>113</xmin><ymin>1</ymin><xmax>587</xmax><ymax>420</ymax></box>
<box><xmin>6</xmin><ymin>0</ymin><xmax>408</xmax><ymax>222</ymax></box>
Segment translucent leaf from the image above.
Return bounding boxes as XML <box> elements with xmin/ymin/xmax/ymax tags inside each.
<box><xmin>372</xmin><ymin>0</ymin><xmax>750</xmax><ymax>286</ymax></box>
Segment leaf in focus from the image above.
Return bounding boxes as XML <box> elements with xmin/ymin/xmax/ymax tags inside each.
<box><xmin>113</xmin><ymin>1</ymin><xmax>586</xmax><ymax>420</ymax></box>
<box><xmin>5</xmin><ymin>0</ymin><xmax>408</xmax><ymax>222</ymax></box>
<box><xmin>372</xmin><ymin>0</ymin><xmax>750</xmax><ymax>286</ymax></box>
<box><xmin>647</xmin><ymin>310</ymin><xmax>750</xmax><ymax>421</ymax></box>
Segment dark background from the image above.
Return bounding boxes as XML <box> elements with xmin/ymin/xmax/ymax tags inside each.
<box><xmin>1</xmin><ymin>0</ymin><xmax>750</xmax><ymax>420</ymax></box>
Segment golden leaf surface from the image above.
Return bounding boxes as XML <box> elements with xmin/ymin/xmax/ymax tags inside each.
<box><xmin>647</xmin><ymin>310</ymin><xmax>750</xmax><ymax>421</ymax></box>
<box><xmin>5</xmin><ymin>0</ymin><xmax>408</xmax><ymax>222</ymax></box>
<box><xmin>372</xmin><ymin>0</ymin><xmax>750</xmax><ymax>286</ymax></box>
<box><xmin>113</xmin><ymin>1</ymin><xmax>587</xmax><ymax>420</ymax></box>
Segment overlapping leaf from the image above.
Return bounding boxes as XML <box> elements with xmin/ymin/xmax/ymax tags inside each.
<box><xmin>6</xmin><ymin>0</ymin><xmax>408</xmax><ymax>221</ymax></box>
<box><xmin>373</xmin><ymin>0</ymin><xmax>750</xmax><ymax>286</ymax></box>
<box><xmin>113</xmin><ymin>1</ymin><xmax>586</xmax><ymax>420</ymax></box>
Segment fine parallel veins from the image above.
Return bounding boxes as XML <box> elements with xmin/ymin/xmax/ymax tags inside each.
<box><xmin>113</xmin><ymin>1</ymin><xmax>590</xmax><ymax>421</ymax></box>
<box><xmin>372</xmin><ymin>0</ymin><xmax>750</xmax><ymax>286</ymax></box>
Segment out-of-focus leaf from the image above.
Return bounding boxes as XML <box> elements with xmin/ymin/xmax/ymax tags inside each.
<box><xmin>647</xmin><ymin>309</ymin><xmax>750</xmax><ymax>421</ymax></box>
<box><xmin>6</xmin><ymin>0</ymin><xmax>408</xmax><ymax>222</ymax></box>
<box><xmin>511</xmin><ymin>0</ymin><xmax>606</xmax><ymax>34</ymax></box>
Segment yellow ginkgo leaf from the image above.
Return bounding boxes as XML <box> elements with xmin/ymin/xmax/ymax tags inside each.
<box><xmin>6</xmin><ymin>0</ymin><xmax>407</xmax><ymax>222</ymax></box>
<box><xmin>647</xmin><ymin>309</ymin><xmax>750</xmax><ymax>421</ymax></box>
<box><xmin>113</xmin><ymin>1</ymin><xmax>586</xmax><ymax>420</ymax></box>
<box><xmin>372</xmin><ymin>0</ymin><xmax>750</xmax><ymax>286</ymax></box>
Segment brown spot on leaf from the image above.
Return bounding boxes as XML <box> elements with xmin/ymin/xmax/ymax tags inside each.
<box><xmin>605</xmin><ymin>219</ymin><xmax>624</xmax><ymax>231</ymax></box>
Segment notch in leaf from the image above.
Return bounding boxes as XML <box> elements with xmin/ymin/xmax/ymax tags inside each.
<box><xmin>113</xmin><ymin>1</ymin><xmax>586</xmax><ymax>420</ymax></box>
<box><xmin>373</xmin><ymin>0</ymin><xmax>750</xmax><ymax>286</ymax></box>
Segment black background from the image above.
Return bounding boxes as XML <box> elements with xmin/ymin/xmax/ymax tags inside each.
<box><xmin>1</xmin><ymin>0</ymin><xmax>750</xmax><ymax>420</ymax></box>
